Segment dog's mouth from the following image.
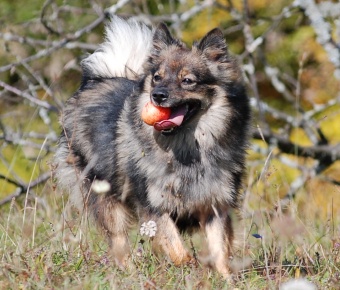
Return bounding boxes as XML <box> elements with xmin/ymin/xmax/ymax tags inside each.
<box><xmin>154</xmin><ymin>100</ymin><xmax>200</xmax><ymax>133</ymax></box>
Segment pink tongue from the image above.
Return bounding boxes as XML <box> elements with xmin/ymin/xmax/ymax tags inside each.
<box><xmin>154</xmin><ymin>105</ymin><xmax>187</xmax><ymax>131</ymax></box>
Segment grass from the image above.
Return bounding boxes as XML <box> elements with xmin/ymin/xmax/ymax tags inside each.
<box><xmin>0</xmin><ymin>176</ymin><xmax>339</xmax><ymax>290</ymax></box>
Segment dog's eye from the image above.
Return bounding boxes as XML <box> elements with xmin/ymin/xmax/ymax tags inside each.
<box><xmin>153</xmin><ymin>74</ymin><xmax>162</xmax><ymax>82</ymax></box>
<box><xmin>182</xmin><ymin>78</ymin><xmax>195</xmax><ymax>85</ymax></box>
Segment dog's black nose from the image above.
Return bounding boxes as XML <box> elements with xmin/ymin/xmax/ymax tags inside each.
<box><xmin>152</xmin><ymin>89</ymin><xmax>169</xmax><ymax>104</ymax></box>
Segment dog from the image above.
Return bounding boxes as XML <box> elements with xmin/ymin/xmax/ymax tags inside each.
<box><xmin>55</xmin><ymin>16</ymin><xmax>251</xmax><ymax>278</ymax></box>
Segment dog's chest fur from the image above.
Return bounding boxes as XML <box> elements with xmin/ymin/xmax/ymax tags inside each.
<box><xmin>117</xmin><ymin>112</ymin><xmax>237</xmax><ymax>216</ymax></box>
<box><xmin>144</xmin><ymin>151</ymin><xmax>236</xmax><ymax>214</ymax></box>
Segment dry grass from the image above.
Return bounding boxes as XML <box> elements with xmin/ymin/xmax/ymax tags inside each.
<box><xmin>0</xmin><ymin>175</ymin><xmax>339</xmax><ymax>290</ymax></box>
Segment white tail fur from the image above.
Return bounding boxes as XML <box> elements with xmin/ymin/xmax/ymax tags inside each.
<box><xmin>81</xmin><ymin>16</ymin><xmax>153</xmax><ymax>80</ymax></box>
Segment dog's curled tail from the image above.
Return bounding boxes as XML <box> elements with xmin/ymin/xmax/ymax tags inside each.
<box><xmin>81</xmin><ymin>16</ymin><xmax>153</xmax><ymax>80</ymax></box>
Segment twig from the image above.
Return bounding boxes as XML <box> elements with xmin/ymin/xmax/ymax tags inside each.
<box><xmin>104</xmin><ymin>0</ymin><xmax>132</xmax><ymax>16</ymax></box>
<box><xmin>41</xmin><ymin>0</ymin><xmax>61</xmax><ymax>36</ymax></box>
<box><xmin>0</xmin><ymin>80</ymin><xmax>58</xmax><ymax>112</ymax></box>
<box><xmin>0</xmin><ymin>174</ymin><xmax>25</xmax><ymax>188</ymax></box>
<box><xmin>0</xmin><ymin>172</ymin><xmax>51</xmax><ymax>206</ymax></box>
<box><xmin>252</xmin><ymin>128</ymin><xmax>340</xmax><ymax>171</ymax></box>
<box><xmin>0</xmin><ymin>32</ymin><xmax>98</xmax><ymax>51</ymax></box>
<box><xmin>0</xmin><ymin>13</ymin><xmax>105</xmax><ymax>74</ymax></box>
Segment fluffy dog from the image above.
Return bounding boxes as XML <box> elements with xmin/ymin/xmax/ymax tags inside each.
<box><xmin>55</xmin><ymin>16</ymin><xmax>251</xmax><ymax>278</ymax></box>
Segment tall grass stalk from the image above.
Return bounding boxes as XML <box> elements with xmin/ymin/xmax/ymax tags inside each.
<box><xmin>21</xmin><ymin>137</ymin><xmax>48</xmax><ymax>235</ymax></box>
<box><xmin>1</xmin><ymin>197</ymin><xmax>15</xmax><ymax>263</ymax></box>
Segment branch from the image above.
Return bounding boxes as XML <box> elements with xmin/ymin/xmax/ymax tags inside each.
<box><xmin>0</xmin><ymin>13</ymin><xmax>105</xmax><ymax>74</ymax></box>
<box><xmin>0</xmin><ymin>32</ymin><xmax>98</xmax><ymax>51</ymax></box>
<box><xmin>0</xmin><ymin>80</ymin><xmax>58</xmax><ymax>112</ymax></box>
<box><xmin>253</xmin><ymin>127</ymin><xmax>340</xmax><ymax>173</ymax></box>
<box><xmin>0</xmin><ymin>172</ymin><xmax>51</xmax><ymax>206</ymax></box>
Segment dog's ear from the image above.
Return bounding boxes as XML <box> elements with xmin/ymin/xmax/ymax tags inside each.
<box><xmin>153</xmin><ymin>23</ymin><xmax>175</xmax><ymax>51</ymax></box>
<box><xmin>196</xmin><ymin>28</ymin><xmax>229</xmax><ymax>62</ymax></box>
<box><xmin>150</xmin><ymin>23</ymin><xmax>184</xmax><ymax>59</ymax></box>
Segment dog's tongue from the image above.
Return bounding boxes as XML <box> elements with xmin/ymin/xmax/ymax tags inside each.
<box><xmin>154</xmin><ymin>105</ymin><xmax>187</xmax><ymax>131</ymax></box>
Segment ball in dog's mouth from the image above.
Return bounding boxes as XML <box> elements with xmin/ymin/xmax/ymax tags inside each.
<box><xmin>141</xmin><ymin>102</ymin><xmax>171</xmax><ymax>126</ymax></box>
<box><xmin>141</xmin><ymin>102</ymin><xmax>188</xmax><ymax>131</ymax></box>
<box><xmin>141</xmin><ymin>101</ymin><xmax>201</xmax><ymax>133</ymax></box>
<box><xmin>153</xmin><ymin>105</ymin><xmax>188</xmax><ymax>131</ymax></box>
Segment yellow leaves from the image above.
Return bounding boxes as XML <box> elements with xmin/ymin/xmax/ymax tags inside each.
<box><xmin>247</xmin><ymin>155</ymin><xmax>300</xmax><ymax>209</ymax></box>
<box><xmin>319</xmin><ymin>108</ymin><xmax>340</xmax><ymax>143</ymax></box>
<box><xmin>304</xmin><ymin>178</ymin><xmax>340</xmax><ymax>220</ymax></box>
<box><xmin>289</xmin><ymin>127</ymin><xmax>313</xmax><ymax>147</ymax></box>
<box><xmin>181</xmin><ymin>4</ymin><xmax>231</xmax><ymax>43</ymax></box>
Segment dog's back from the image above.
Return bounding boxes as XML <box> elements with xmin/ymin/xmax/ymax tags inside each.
<box><xmin>55</xmin><ymin>17</ymin><xmax>152</xmax><ymax>204</ymax></box>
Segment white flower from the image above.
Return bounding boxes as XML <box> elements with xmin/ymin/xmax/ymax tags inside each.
<box><xmin>92</xmin><ymin>180</ymin><xmax>111</xmax><ymax>194</ymax></box>
<box><xmin>140</xmin><ymin>220</ymin><xmax>157</xmax><ymax>237</ymax></box>
<box><xmin>280</xmin><ymin>278</ymin><xmax>317</xmax><ymax>290</ymax></box>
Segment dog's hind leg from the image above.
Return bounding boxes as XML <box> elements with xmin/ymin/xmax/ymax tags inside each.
<box><xmin>204</xmin><ymin>209</ymin><xmax>233</xmax><ymax>279</ymax></box>
<box><xmin>151</xmin><ymin>213</ymin><xmax>193</xmax><ymax>266</ymax></box>
<box><xmin>92</xmin><ymin>196</ymin><xmax>133</xmax><ymax>268</ymax></box>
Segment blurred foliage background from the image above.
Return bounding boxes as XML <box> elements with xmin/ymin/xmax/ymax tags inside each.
<box><xmin>0</xmin><ymin>0</ymin><xmax>339</xmax><ymax>220</ymax></box>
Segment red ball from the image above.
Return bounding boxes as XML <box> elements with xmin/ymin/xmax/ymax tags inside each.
<box><xmin>141</xmin><ymin>102</ymin><xmax>171</xmax><ymax>126</ymax></box>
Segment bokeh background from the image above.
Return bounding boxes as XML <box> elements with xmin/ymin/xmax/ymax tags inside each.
<box><xmin>0</xmin><ymin>0</ymin><xmax>339</xmax><ymax>288</ymax></box>
<box><xmin>1</xmin><ymin>0</ymin><xmax>339</xmax><ymax>218</ymax></box>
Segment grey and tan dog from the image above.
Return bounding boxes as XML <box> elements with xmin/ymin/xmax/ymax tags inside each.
<box><xmin>55</xmin><ymin>16</ymin><xmax>251</xmax><ymax>278</ymax></box>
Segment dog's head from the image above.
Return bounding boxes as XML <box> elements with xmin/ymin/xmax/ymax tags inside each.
<box><xmin>142</xmin><ymin>23</ymin><xmax>242</xmax><ymax>134</ymax></box>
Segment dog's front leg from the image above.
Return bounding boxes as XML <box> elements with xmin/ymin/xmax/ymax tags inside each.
<box><xmin>151</xmin><ymin>213</ymin><xmax>192</xmax><ymax>266</ymax></box>
<box><xmin>204</xmin><ymin>210</ymin><xmax>233</xmax><ymax>279</ymax></box>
